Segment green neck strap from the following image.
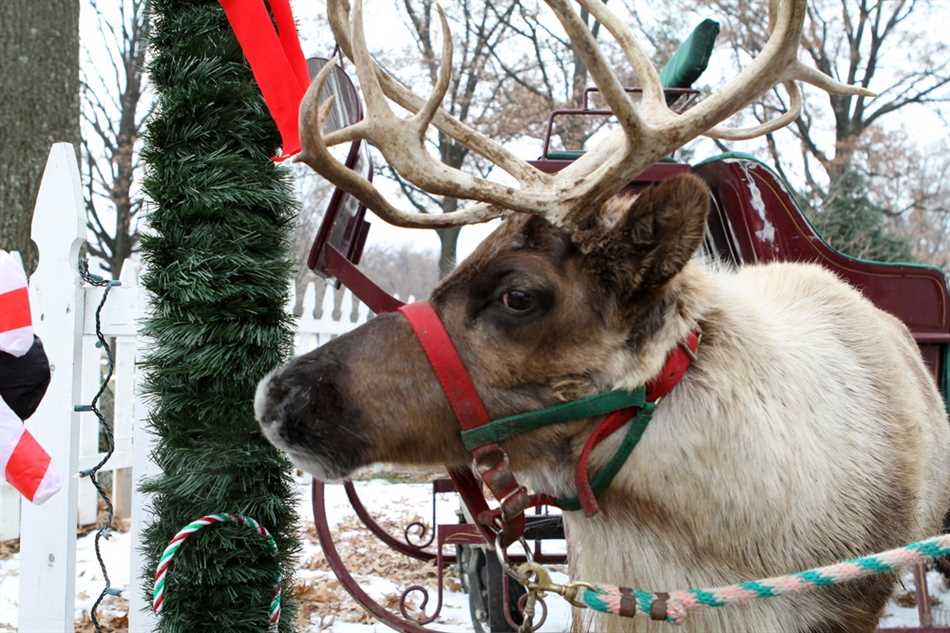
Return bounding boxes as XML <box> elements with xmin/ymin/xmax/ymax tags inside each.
<box><xmin>555</xmin><ymin>403</ymin><xmax>655</xmax><ymax>510</ymax></box>
<box><xmin>459</xmin><ymin>387</ymin><xmax>656</xmax><ymax>512</ymax></box>
<box><xmin>460</xmin><ymin>387</ymin><xmax>648</xmax><ymax>450</ymax></box>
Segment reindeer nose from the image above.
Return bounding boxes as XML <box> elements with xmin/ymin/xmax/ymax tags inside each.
<box><xmin>254</xmin><ymin>368</ymin><xmax>279</xmax><ymax>426</ymax></box>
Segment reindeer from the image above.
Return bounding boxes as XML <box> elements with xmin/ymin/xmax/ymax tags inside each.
<box><xmin>255</xmin><ymin>1</ymin><xmax>950</xmax><ymax>631</ymax></box>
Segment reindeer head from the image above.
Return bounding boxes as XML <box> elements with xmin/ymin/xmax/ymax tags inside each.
<box><xmin>254</xmin><ymin>0</ymin><xmax>870</xmax><ymax>486</ymax></box>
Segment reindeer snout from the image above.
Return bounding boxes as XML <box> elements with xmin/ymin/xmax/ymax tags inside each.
<box><xmin>254</xmin><ymin>368</ymin><xmax>279</xmax><ymax>426</ymax></box>
<box><xmin>254</xmin><ymin>358</ymin><xmax>341</xmax><ymax>438</ymax></box>
<box><xmin>254</xmin><ymin>352</ymin><xmax>369</xmax><ymax>480</ymax></box>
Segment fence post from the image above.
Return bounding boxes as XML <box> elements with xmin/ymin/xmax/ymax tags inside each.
<box><xmin>128</xmin><ymin>260</ymin><xmax>158</xmax><ymax>633</ymax></box>
<box><xmin>18</xmin><ymin>143</ymin><xmax>85</xmax><ymax>633</ymax></box>
<box><xmin>77</xmin><ymin>336</ymin><xmax>100</xmax><ymax>526</ymax></box>
<box><xmin>112</xmin><ymin>260</ymin><xmax>139</xmax><ymax>520</ymax></box>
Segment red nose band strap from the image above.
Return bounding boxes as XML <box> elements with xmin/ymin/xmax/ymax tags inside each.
<box><xmin>573</xmin><ymin>408</ymin><xmax>636</xmax><ymax>516</ymax></box>
<box><xmin>397</xmin><ymin>302</ymin><xmax>490</xmax><ymax>430</ymax></box>
<box><xmin>398</xmin><ymin>302</ymin><xmax>526</xmax><ymax>546</ymax></box>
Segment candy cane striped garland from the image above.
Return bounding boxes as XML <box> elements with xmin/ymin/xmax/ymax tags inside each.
<box><xmin>153</xmin><ymin>513</ymin><xmax>282</xmax><ymax>627</ymax></box>
<box><xmin>579</xmin><ymin>533</ymin><xmax>950</xmax><ymax>625</ymax></box>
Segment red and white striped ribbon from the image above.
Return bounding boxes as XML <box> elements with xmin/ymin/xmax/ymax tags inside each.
<box><xmin>0</xmin><ymin>250</ymin><xmax>62</xmax><ymax>504</ymax></box>
<box><xmin>0</xmin><ymin>395</ymin><xmax>61</xmax><ymax>503</ymax></box>
<box><xmin>0</xmin><ymin>251</ymin><xmax>33</xmax><ymax>357</ymax></box>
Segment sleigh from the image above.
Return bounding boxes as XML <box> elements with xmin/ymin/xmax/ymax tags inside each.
<box><xmin>300</xmin><ymin>19</ymin><xmax>950</xmax><ymax>633</ymax></box>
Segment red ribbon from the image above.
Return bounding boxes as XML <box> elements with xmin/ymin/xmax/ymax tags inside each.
<box><xmin>0</xmin><ymin>287</ymin><xmax>31</xmax><ymax>333</ymax></box>
<box><xmin>219</xmin><ymin>0</ymin><xmax>309</xmax><ymax>160</ymax></box>
<box><xmin>6</xmin><ymin>430</ymin><xmax>51</xmax><ymax>502</ymax></box>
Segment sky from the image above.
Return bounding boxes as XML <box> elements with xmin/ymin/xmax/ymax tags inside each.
<box><xmin>285</xmin><ymin>0</ymin><xmax>949</xmax><ymax>261</ymax></box>
<box><xmin>80</xmin><ymin>0</ymin><xmax>950</xmax><ymax>264</ymax></box>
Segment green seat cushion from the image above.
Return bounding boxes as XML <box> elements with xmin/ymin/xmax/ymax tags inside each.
<box><xmin>546</xmin><ymin>150</ymin><xmax>585</xmax><ymax>160</ymax></box>
<box><xmin>659</xmin><ymin>19</ymin><xmax>720</xmax><ymax>89</ymax></box>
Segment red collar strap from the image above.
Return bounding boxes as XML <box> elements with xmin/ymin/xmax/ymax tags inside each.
<box><xmin>398</xmin><ymin>302</ymin><xmax>699</xmax><ymax>541</ymax></box>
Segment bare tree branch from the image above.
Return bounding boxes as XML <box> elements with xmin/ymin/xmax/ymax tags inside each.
<box><xmin>81</xmin><ymin>0</ymin><xmax>151</xmax><ymax>278</ymax></box>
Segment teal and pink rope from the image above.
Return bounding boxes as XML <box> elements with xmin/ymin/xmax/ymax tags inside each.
<box><xmin>153</xmin><ymin>513</ymin><xmax>282</xmax><ymax>628</ymax></box>
<box><xmin>579</xmin><ymin>533</ymin><xmax>950</xmax><ymax>625</ymax></box>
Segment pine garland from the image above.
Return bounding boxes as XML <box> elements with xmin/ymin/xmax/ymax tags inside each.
<box><xmin>140</xmin><ymin>1</ymin><xmax>300</xmax><ymax>631</ymax></box>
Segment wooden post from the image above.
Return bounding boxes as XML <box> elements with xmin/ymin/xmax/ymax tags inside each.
<box><xmin>18</xmin><ymin>143</ymin><xmax>85</xmax><ymax>633</ymax></box>
<box><xmin>111</xmin><ymin>260</ymin><xmax>139</xmax><ymax>520</ymax></box>
<box><xmin>128</xmin><ymin>259</ymin><xmax>158</xmax><ymax>633</ymax></box>
<box><xmin>77</xmin><ymin>335</ymin><xmax>100</xmax><ymax>527</ymax></box>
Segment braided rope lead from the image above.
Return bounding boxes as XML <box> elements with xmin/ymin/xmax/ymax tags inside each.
<box><xmin>153</xmin><ymin>513</ymin><xmax>282</xmax><ymax>628</ymax></box>
<box><xmin>578</xmin><ymin>534</ymin><xmax>950</xmax><ymax>625</ymax></box>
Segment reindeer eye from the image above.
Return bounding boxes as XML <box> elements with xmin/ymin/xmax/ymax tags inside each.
<box><xmin>500</xmin><ymin>290</ymin><xmax>534</xmax><ymax>313</ymax></box>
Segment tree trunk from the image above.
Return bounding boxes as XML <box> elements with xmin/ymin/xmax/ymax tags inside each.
<box><xmin>436</xmin><ymin>226</ymin><xmax>461</xmax><ymax>279</ymax></box>
<box><xmin>0</xmin><ymin>0</ymin><xmax>80</xmax><ymax>272</ymax></box>
<box><xmin>436</xmin><ymin>195</ymin><xmax>462</xmax><ymax>278</ymax></box>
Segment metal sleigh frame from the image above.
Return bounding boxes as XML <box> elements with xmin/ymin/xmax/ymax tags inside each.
<box><xmin>302</xmin><ymin>59</ymin><xmax>950</xmax><ymax>633</ymax></box>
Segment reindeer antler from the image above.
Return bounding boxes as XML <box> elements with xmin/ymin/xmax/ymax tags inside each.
<box><xmin>298</xmin><ymin>0</ymin><xmax>873</xmax><ymax>229</ymax></box>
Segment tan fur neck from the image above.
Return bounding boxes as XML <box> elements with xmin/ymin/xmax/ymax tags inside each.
<box><xmin>544</xmin><ymin>261</ymin><xmax>950</xmax><ymax>632</ymax></box>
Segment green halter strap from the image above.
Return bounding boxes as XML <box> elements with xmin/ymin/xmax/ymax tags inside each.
<box><xmin>459</xmin><ymin>388</ymin><xmax>647</xmax><ymax>449</ymax></box>
<box><xmin>460</xmin><ymin>387</ymin><xmax>655</xmax><ymax>512</ymax></box>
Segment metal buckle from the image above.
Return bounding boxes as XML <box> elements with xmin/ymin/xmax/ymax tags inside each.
<box><xmin>679</xmin><ymin>329</ymin><xmax>702</xmax><ymax>362</ymax></box>
<box><xmin>494</xmin><ymin>537</ymin><xmax>549</xmax><ymax>633</ymax></box>
<box><xmin>472</xmin><ymin>445</ymin><xmax>510</xmax><ymax>477</ymax></box>
<box><xmin>515</xmin><ymin>561</ymin><xmax>596</xmax><ymax>609</ymax></box>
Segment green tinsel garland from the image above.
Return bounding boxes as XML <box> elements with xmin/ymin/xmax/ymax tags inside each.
<box><xmin>139</xmin><ymin>1</ymin><xmax>300</xmax><ymax>631</ymax></box>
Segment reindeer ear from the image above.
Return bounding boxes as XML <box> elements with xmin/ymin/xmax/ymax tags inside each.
<box><xmin>577</xmin><ymin>173</ymin><xmax>709</xmax><ymax>299</ymax></box>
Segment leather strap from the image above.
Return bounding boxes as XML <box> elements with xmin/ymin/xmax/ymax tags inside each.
<box><xmin>398</xmin><ymin>303</ymin><xmax>490</xmax><ymax>431</ymax></box>
<box><xmin>646</xmin><ymin>331</ymin><xmax>700</xmax><ymax>402</ymax></box>
<box><xmin>573</xmin><ymin>408</ymin><xmax>636</xmax><ymax>516</ymax></box>
<box><xmin>398</xmin><ymin>302</ymin><xmax>526</xmax><ymax>545</ymax></box>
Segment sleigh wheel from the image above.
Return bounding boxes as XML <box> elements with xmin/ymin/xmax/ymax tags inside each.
<box><xmin>462</xmin><ymin>545</ymin><xmax>526</xmax><ymax>633</ymax></box>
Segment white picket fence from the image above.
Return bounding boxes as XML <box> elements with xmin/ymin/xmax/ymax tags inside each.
<box><xmin>3</xmin><ymin>144</ymin><xmax>383</xmax><ymax>632</ymax></box>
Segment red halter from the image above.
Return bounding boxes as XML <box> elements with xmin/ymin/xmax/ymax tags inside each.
<box><xmin>398</xmin><ymin>301</ymin><xmax>699</xmax><ymax>545</ymax></box>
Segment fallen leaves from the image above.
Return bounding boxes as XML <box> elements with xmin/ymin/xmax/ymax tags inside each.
<box><xmin>0</xmin><ymin>539</ymin><xmax>18</xmax><ymax>561</ymax></box>
<box><xmin>74</xmin><ymin>597</ymin><xmax>129</xmax><ymax>633</ymax></box>
<box><xmin>295</xmin><ymin>513</ymin><xmax>450</xmax><ymax>629</ymax></box>
<box><xmin>894</xmin><ymin>589</ymin><xmax>942</xmax><ymax>609</ymax></box>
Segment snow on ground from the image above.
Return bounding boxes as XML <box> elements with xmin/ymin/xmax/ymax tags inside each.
<box><xmin>880</xmin><ymin>569</ymin><xmax>950</xmax><ymax>628</ymax></box>
<box><xmin>0</xmin><ymin>476</ymin><xmax>571</xmax><ymax>632</ymax></box>
<box><xmin>0</xmin><ymin>476</ymin><xmax>947</xmax><ymax>631</ymax></box>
